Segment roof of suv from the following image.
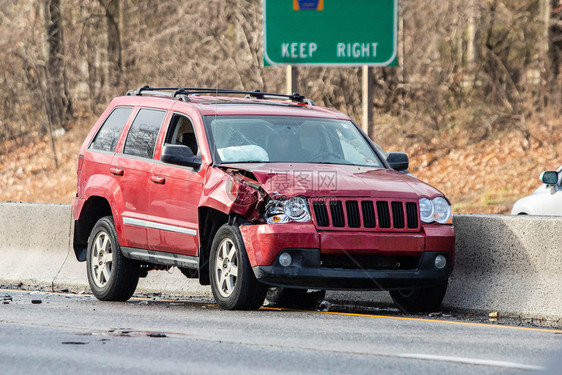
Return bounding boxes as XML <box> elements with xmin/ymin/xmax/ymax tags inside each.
<box><xmin>117</xmin><ymin>86</ymin><xmax>350</xmax><ymax>119</ymax></box>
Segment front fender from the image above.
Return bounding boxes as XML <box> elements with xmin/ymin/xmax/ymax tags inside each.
<box><xmin>199</xmin><ymin>166</ymin><xmax>263</xmax><ymax>220</ymax></box>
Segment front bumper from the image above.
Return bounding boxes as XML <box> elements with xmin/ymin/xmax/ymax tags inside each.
<box><xmin>253</xmin><ymin>251</ymin><xmax>452</xmax><ymax>290</ymax></box>
<box><xmin>239</xmin><ymin>222</ymin><xmax>455</xmax><ymax>291</ymax></box>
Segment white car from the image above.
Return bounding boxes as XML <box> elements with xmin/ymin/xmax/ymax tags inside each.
<box><xmin>511</xmin><ymin>167</ymin><xmax>562</xmax><ymax>215</ymax></box>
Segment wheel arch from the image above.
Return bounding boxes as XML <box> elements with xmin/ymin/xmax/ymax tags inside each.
<box><xmin>197</xmin><ymin>206</ymin><xmax>229</xmax><ymax>285</ymax></box>
<box><xmin>73</xmin><ymin>196</ymin><xmax>114</xmax><ymax>261</ymax></box>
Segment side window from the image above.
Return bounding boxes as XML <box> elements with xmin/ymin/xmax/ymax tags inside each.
<box><xmin>123</xmin><ymin>108</ymin><xmax>166</xmax><ymax>158</ymax></box>
<box><xmin>89</xmin><ymin>107</ymin><xmax>133</xmax><ymax>152</ymax></box>
<box><xmin>164</xmin><ymin>114</ymin><xmax>199</xmax><ymax>156</ymax></box>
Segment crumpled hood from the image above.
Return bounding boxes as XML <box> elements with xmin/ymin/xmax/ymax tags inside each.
<box><xmin>220</xmin><ymin>163</ymin><xmax>445</xmax><ymax>200</ymax></box>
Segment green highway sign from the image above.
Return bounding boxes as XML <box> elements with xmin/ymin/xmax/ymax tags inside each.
<box><xmin>263</xmin><ymin>0</ymin><xmax>397</xmax><ymax>67</ymax></box>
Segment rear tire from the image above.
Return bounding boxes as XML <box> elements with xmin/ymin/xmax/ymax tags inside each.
<box><xmin>86</xmin><ymin>216</ymin><xmax>139</xmax><ymax>301</ymax></box>
<box><xmin>209</xmin><ymin>224</ymin><xmax>267</xmax><ymax>310</ymax></box>
<box><xmin>266</xmin><ymin>287</ymin><xmax>326</xmax><ymax>308</ymax></box>
<box><xmin>389</xmin><ymin>281</ymin><xmax>448</xmax><ymax>314</ymax></box>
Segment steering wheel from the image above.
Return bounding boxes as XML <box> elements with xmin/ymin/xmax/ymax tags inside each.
<box><xmin>310</xmin><ymin>151</ymin><xmax>342</xmax><ymax>162</ymax></box>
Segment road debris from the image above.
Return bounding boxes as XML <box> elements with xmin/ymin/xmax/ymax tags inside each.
<box><xmin>31</xmin><ymin>299</ymin><xmax>42</xmax><ymax>304</ymax></box>
<box><xmin>318</xmin><ymin>301</ymin><xmax>331</xmax><ymax>312</ymax></box>
<box><xmin>108</xmin><ymin>329</ymin><xmax>133</xmax><ymax>337</ymax></box>
<box><xmin>147</xmin><ymin>333</ymin><xmax>167</xmax><ymax>338</ymax></box>
<box><xmin>489</xmin><ymin>312</ymin><xmax>499</xmax><ymax>322</ymax></box>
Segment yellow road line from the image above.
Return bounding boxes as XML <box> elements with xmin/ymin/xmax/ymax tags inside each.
<box><xmin>3</xmin><ymin>288</ymin><xmax>561</xmax><ymax>334</ymax></box>
<box><xmin>263</xmin><ymin>307</ymin><xmax>562</xmax><ymax>334</ymax></box>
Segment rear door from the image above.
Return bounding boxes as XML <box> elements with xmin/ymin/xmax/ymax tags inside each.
<box><xmin>147</xmin><ymin>113</ymin><xmax>204</xmax><ymax>257</ymax></box>
<box><xmin>113</xmin><ymin>107</ymin><xmax>167</xmax><ymax>250</ymax></box>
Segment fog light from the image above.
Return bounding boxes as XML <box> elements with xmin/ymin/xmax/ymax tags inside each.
<box><xmin>279</xmin><ymin>253</ymin><xmax>292</xmax><ymax>267</ymax></box>
<box><xmin>434</xmin><ymin>255</ymin><xmax>447</xmax><ymax>269</ymax></box>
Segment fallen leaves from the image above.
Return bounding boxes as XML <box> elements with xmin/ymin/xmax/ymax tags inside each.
<box><xmin>385</xmin><ymin>118</ymin><xmax>561</xmax><ymax>214</ymax></box>
<box><xmin>0</xmin><ymin>122</ymin><xmax>90</xmax><ymax>204</ymax></box>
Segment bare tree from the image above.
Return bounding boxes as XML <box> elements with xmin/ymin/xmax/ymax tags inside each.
<box><xmin>44</xmin><ymin>0</ymin><xmax>72</xmax><ymax>129</ymax></box>
<box><xmin>1</xmin><ymin>0</ymin><xmax>561</xmax><ymax>157</ymax></box>
<box><xmin>100</xmin><ymin>0</ymin><xmax>122</xmax><ymax>88</ymax></box>
<box><xmin>548</xmin><ymin>0</ymin><xmax>562</xmax><ymax>103</ymax></box>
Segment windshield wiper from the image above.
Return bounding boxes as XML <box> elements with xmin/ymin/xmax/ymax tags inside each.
<box><xmin>220</xmin><ymin>161</ymin><xmax>267</xmax><ymax>164</ymax></box>
<box><xmin>312</xmin><ymin>161</ymin><xmax>352</xmax><ymax>165</ymax></box>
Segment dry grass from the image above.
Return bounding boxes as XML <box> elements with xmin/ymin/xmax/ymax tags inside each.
<box><xmin>0</xmin><ymin>119</ymin><xmax>91</xmax><ymax>204</ymax></box>
<box><xmin>384</xmin><ymin>117</ymin><xmax>562</xmax><ymax>214</ymax></box>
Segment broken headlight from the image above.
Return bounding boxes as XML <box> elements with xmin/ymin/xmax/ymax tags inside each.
<box><xmin>264</xmin><ymin>196</ymin><xmax>311</xmax><ymax>224</ymax></box>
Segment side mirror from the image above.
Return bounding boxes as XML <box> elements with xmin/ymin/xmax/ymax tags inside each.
<box><xmin>387</xmin><ymin>152</ymin><xmax>409</xmax><ymax>172</ymax></box>
<box><xmin>161</xmin><ymin>144</ymin><xmax>201</xmax><ymax>169</ymax></box>
<box><xmin>540</xmin><ymin>171</ymin><xmax>559</xmax><ymax>186</ymax></box>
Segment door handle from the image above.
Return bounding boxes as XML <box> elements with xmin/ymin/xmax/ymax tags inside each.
<box><xmin>110</xmin><ymin>167</ymin><xmax>124</xmax><ymax>176</ymax></box>
<box><xmin>150</xmin><ymin>176</ymin><xmax>166</xmax><ymax>184</ymax></box>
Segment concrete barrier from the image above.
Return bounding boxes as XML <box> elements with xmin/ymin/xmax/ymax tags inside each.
<box><xmin>328</xmin><ymin>215</ymin><xmax>562</xmax><ymax>323</ymax></box>
<box><xmin>0</xmin><ymin>202</ymin><xmax>211</xmax><ymax>298</ymax></box>
<box><xmin>446</xmin><ymin>214</ymin><xmax>562</xmax><ymax>321</ymax></box>
<box><xmin>1</xmin><ymin>203</ymin><xmax>561</xmax><ymax>322</ymax></box>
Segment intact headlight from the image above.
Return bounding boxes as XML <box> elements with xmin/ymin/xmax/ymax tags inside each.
<box><xmin>433</xmin><ymin>197</ymin><xmax>452</xmax><ymax>224</ymax></box>
<box><xmin>264</xmin><ymin>197</ymin><xmax>311</xmax><ymax>224</ymax></box>
<box><xmin>419</xmin><ymin>198</ymin><xmax>434</xmax><ymax>223</ymax></box>
<box><xmin>419</xmin><ymin>197</ymin><xmax>452</xmax><ymax>224</ymax></box>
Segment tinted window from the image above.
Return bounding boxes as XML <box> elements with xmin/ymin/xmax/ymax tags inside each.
<box><xmin>123</xmin><ymin>108</ymin><xmax>166</xmax><ymax>158</ymax></box>
<box><xmin>90</xmin><ymin>107</ymin><xmax>133</xmax><ymax>152</ymax></box>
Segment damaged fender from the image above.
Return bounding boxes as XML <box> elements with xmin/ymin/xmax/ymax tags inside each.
<box><xmin>199</xmin><ymin>166</ymin><xmax>266</xmax><ymax>222</ymax></box>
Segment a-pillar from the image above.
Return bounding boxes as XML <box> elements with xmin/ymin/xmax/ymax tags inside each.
<box><xmin>361</xmin><ymin>65</ymin><xmax>374</xmax><ymax>139</ymax></box>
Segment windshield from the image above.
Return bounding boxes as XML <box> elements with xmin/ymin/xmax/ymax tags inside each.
<box><xmin>204</xmin><ymin>115</ymin><xmax>384</xmax><ymax>168</ymax></box>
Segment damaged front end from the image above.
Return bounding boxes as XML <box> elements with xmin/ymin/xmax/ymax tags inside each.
<box><xmin>201</xmin><ymin>166</ymin><xmax>266</xmax><ymax>222</ymax></box>
<box><xmin>200</xmin><ymin>165</ymin><xmax>454</xmax><ymax>292</ymax></box>
<box><xmin>201</xmin><ymin>166</ymin><xmax>313</xmax><ymax>225</ymax></box>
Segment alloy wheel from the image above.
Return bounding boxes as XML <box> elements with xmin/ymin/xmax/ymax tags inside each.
<box><xmin>90</xmin><ymin>231</ymin><xmax>113</xmax><ymax>288</ymax></box>
<box><xmin>214</xmin><ymin>238</ymin><xmax>239</xmax><ymax>298</ymax></box>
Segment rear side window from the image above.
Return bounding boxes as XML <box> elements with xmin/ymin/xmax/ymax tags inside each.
<box><xmin>123</xmin><ymin>108</ymin><xmax>166</xmax><ymax>158</ymax></box>
<box><xmin>90</xmin><ymin>107</ymin><xmax>133</xmax><ymax>152</ymax></box>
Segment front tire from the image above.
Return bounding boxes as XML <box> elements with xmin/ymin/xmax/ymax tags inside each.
<box><xmin>86</xmin><ymin>216</ymin><xmax>139</xmax><ymax>301</ymax></box>
<box><xmin>209</xmin><ymin>224</ymin><xmax>267</xmax><ymax>310</ymax></box>
<box><xmin>389</xmin><ymin>281</ymin><xmax>448</xmax><ymax>314</ymax></box>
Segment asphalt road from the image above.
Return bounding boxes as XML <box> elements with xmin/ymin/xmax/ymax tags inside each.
<box><xmin>1</xmin><ymin>289</ymin><xmax>561</xmax><ymax>375</ymax></box>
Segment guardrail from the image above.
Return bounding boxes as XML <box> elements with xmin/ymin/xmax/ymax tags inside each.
<box><xmin>1</xmin><ymin>203</ymin><xmax>560</xmax><ymax>322</ymax></box>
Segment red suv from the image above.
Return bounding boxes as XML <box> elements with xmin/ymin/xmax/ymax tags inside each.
<box><xmin>72</xmin><ymin>87</ymin><xmax>455</xmax><ymax>312</ymax></box>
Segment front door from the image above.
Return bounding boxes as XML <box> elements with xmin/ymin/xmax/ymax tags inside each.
<box><xmin>147</xmin><ymin>114</ymin><xmax>203</xmax><ymax>256</ymax></box>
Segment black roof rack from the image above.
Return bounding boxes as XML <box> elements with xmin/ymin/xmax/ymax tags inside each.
<box><xmin>125</xmin><ymin>86</ymin><xmax>315</xmax><ymax>105</ymax></box>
